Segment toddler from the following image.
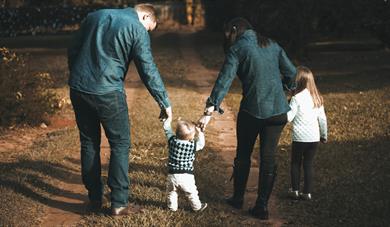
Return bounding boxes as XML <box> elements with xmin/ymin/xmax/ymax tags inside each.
<box><xmin>163</xmin><ymin>118</ymin><xmax>208</xmax><ymax>211</ymax></box>
<box><xmin>287</xmin><ymin>66</ymin><xmax>328</xmax><ymax>200</ymax></box>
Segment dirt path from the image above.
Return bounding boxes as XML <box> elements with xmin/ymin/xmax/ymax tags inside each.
<box><xmin>178</xmin><ymin>31</ymin><xmax>285</xmax><ymax>226</ymax></box>
<box><xmin>39</xmin><ymin>86</ymin><xmax>136</xmax><ymax>226</ymax></box>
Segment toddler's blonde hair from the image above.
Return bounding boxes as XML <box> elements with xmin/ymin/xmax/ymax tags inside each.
<box><xmin>176</xmin><ymin>120</ymin><xmax>196</xmax><ymax>141</ymax></box>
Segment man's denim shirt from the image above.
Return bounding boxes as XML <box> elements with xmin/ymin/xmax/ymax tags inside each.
<box><xmin>208</xmin><ymin>30</ymin><xmax>296</xmax><ymax>119</ymax></box>
<box><xmin>68</xmin><ymin>7</ymin><xmax>170</xmax><ymax>108</ymax></box>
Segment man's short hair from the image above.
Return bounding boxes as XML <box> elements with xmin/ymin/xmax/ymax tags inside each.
<box><xmin>135</xmin><ymin>3</ymin><xmax>157</xmax><ymax>22</ymax></box>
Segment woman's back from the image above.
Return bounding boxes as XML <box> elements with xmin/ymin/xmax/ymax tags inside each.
<box><xmin>229</xmin><ymin>30</ymin><xmax>296</xmax><ymax>119</ymax></box>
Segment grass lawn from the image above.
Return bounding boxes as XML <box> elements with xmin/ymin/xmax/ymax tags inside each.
<box><xmin>195</xmin><ymin>31</ymin><xmax>390</xmax><ymax>226</ymax></box>
<box><xmin>0</xmin><ymin>31</ymin><xmax>263</xmax><ymax>226</ymax></box>
<box><xmin>0</xmin><ymin>30</ymin><xmax>389</xmax><ymax>226</ymax></box>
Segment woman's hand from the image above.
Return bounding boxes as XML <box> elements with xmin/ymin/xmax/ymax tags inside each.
<box><xmin>197</xmin><ymin>106</ymin><xmax>215</xmax><ymax>131</ymax></box>
<box><xmin>197</xmin><ymin>115</ymin><xmax>212</xmax><ymax>131</ymax></box>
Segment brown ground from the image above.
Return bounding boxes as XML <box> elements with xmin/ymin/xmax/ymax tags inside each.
<box><xmin>0</xmin><ymin>30</ymin><xmax>281</xmax><ymax>226</ymax></box>
<box><xmin>178</xmin><ymin>31</ymin><xmax>285</xmax><ymax>226</ymax></box>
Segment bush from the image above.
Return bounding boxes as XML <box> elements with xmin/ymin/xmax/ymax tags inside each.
<box><xmin>0</xmin><ymin>47</ymin><xmax>59</xmax><ymax>127</ymax></box>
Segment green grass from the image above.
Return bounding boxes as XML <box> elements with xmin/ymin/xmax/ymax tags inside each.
<box><xmin>0</xmin><ymin>128</ymin><xmax>80</xmax><ymax>226</ymax></box>
<box><xmin>209</xmin><ymin>36</ymin><xmax>390</xmax><ymax>225</ymax></box>
<box><xmin>1</xmin><ymin>31</ymin><xmax>389</xmax><ymax>226</ymax></box>
<box><xmin>0</xmin><ymin>32</ymin><xmax>267</xmax><ymax>226</ymax></box>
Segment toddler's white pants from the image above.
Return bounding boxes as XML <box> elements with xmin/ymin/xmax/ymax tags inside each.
<box><xmin>166</xmin><ymin>173</ymin><xmax>202</xmax><ymax>211</ymax></box>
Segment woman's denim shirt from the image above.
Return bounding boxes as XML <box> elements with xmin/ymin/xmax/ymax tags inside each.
<box><xmin>208</xmin><ymin>30</ymin><xmax>296</xmax><ymax>119</ymax></box>
<box><xmin>68</xmin><ymin>7</ymin><xmax>170</xmax><ymax>108</ymax></box>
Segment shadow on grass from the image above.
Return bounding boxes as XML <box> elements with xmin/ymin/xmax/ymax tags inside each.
<box><xmin>0</xmin><ymin>159</ymin><xmax>87</xmax><ymax>215</ymax></box>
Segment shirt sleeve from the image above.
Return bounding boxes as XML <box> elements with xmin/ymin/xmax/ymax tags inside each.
<box><xmin>163</xmin><ymin>120</ymin><xmax>174</xmax><ymax>141</ymax></box>
<box><xmin>67</xmin><ymin>18</ymin><xmax>86</xmax><ymax>71</ymax></box>
<box><xmin>278</xmin><ymin>46</ymin><xmax>297</xmax><ymax>91</ymax></box>
<box><xmin>207</xmin><ymin>48</ymin><xmax>239</xmax><ymax>114</ymax></box>
<box><xmin>133</xmin><ymin>29</ymin><xmax>171</xmax><ymax>109</ymax></box>
<box><xmin>195</xmin><ymin>131</ymin><xmax>205</xmax><ymax>151</ymax></box>
<box><xmin>318</xmin><ymin>105</ymin><xmax>328</xmax><ymax>140</ymax></box>
<box><xmin>287</xmin><ymin>96</ymin><xmax>298</xmax><ymax>122</ymax></box>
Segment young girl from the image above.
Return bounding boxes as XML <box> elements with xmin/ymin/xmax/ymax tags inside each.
<box><xmin>287</xmin><ymin>66</ymin><xmax>328</xmax><ymax>200</ymax></box>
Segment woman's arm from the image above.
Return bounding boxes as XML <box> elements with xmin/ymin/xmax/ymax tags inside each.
<box><xmin>278</xmin><ymin>47</ymin><xmax>297</xmax><ymax>91</ymax></box>
<box><xmin>207</xmin><ymin>49</ymin><xmax>239</xmax><ymax>113</ymax></box>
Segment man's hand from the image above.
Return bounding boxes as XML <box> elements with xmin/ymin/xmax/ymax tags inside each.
<box><xmin>159</xmin><ymin>106</ymin><xmax>172</xmax><ymax>122</ymax></box>
<box><xmin>320</xmin><ymin>137</ymin><xmax>327</xmax><ymax>144</ymax></box>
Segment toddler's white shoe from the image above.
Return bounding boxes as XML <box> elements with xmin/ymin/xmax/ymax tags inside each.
<box><xmin>194</xmin><ymin>203</ymin><xmax>208</xmax><ymax>212</ymax></box>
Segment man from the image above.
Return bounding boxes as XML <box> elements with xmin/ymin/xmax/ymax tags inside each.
<box><xmin>67</xmin><ymin>4</ymin><xmax>172</xmax><ymax>216</ymax></box>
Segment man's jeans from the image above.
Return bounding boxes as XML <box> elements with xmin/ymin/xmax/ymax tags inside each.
<box><xmin>70</xmin><ymin>89</ymin><xmax>130</xmax><ymax>208</ymax></box>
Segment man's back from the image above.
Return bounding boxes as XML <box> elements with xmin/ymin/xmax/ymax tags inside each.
<box><xmin>68</xmin><ymin>8</ymin><xmax>147</xmax><ymax>95</ymax></box>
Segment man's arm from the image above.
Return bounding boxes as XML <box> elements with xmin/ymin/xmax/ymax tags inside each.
<box><xmin>67</xmin><ymin>19</ymin><xmax>86</xmax><ymax>71</ymax></box>
<box><xmin>133</xmin><ymin>29</ymin><xmax>171</xmax><ymax>110</ymax></box>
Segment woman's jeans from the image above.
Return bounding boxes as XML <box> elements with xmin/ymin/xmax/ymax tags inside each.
<box><xmin>234</xmin><ymin>111</ymin><xmax>287</xmax><ymax>208</ymax></box>
<box><xmin>70</xmin><ymin>89</ymin><xmax>130</xmax><ymax>208</ymax></box>
<box><xmin>291</xmin><ymin>141</ymin><xmax>318</xmax><ymax>194</ymax></box>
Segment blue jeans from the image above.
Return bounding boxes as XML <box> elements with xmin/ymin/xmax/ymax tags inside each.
<box><xmin>70</xmin><ymin>89</ymin><xmax>130</xmax><ymax>208</ymax></box>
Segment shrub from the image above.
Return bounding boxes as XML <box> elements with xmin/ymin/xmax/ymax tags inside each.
<box><xmin>0</xmin><ymin>47</ymin><xmax>59</xmax><ymax>127</ymax></box>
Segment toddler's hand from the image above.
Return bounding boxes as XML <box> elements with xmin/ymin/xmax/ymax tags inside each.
<box><xmin>195</xmin><ymin>125</ymin><xmax>203</xmax><ymax>133</ymax></box>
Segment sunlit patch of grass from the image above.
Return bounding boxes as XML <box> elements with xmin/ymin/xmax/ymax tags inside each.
<box><xmin>0</xmin><ymin>127</ymin><xmax>80</xmax><ymax>226</ymax></box>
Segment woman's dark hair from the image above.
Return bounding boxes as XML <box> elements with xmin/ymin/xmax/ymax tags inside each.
<box><xmin>223</xmin><ymin>17</ymin><xmax>252</xmax><ymax>52</ymax></box>
<box><xmin>223</xmin><ymin>17</ymin><xmax>271</xmax><ymax>53</ymax></box>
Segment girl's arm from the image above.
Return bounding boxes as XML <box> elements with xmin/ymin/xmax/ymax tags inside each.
<box><xmin>318</xmin><ymin>106</ymin><xmax>328</xmax><ymax>141</ymax></box>
<box><xmin>287</xmin><ymin>96</ymin><xmax>298</xmax><ymax>122</ymax></box>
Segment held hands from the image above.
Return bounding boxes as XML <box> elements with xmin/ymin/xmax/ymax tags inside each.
<box><xmin>197</xmin><ymin>106</ymin><xmax>215</xmax><ymax>131</ymax></box>
<box><xmin>197</xmin><ymin>115</ymin><xmax>211</xmax><ymax>131</ymax></box>
<box><xmin>159</xmin><ymin>106</ymin><xmax>172</xmax><ymax>123</ymax></box>
<box><xmin>195</xmin><ymin>125</ymin><xmax>204</xmax><ymax>134</ymax></box>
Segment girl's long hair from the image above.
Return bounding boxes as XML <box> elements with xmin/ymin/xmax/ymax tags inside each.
<box><xmin>294</xmin><ymin>66</ymin><xmax>323</xmax><ymax>108</ymax></box>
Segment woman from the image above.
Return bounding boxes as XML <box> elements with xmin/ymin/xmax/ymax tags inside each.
<box><xmin>198</xmin><ymin>17</ymin><xmax>296</xmax><ymax>220</ymax></box>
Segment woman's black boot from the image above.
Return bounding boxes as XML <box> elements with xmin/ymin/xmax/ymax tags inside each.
<box><xmin>249</xmin><ymin>205</ymin><xmax>269</xmax><ymax>220</ymax></box>
<box><xmin>249</xmin><ymin>166</ymin><xmax>277</xmax><ymax>220</ymax></box>
<box><xmin>226</xmin><ymin>158</ymin><xmax>250</xmax><ymax>209</ymax></box>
